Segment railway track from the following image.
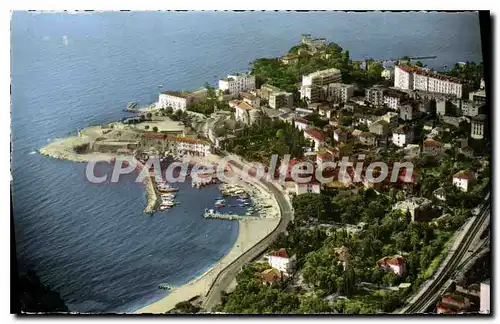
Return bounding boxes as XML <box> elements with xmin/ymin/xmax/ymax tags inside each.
<box><xmin>404</xmin><ymin>196</ymin><xmax>490</xmax><ymax>314</ymax></box>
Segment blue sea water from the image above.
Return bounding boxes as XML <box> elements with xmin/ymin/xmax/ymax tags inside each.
<box><xmin>11</xmin><ymin>11</ymin><xmax>482</xmax><ymax>312</ymax></box>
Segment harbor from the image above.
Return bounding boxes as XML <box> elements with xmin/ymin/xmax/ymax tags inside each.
<box><xmin>203</xmin><ymin>211</ymin><xmax>260</xmax><ymax>221</ymax></box>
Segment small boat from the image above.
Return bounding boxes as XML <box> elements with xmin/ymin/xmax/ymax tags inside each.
<box><xmin>161</xmin><ymin>193</ymin><xmax>176</xmax><ymax>198</ymax></box>
<box><xmin>126</xmin><ymin>102</ymin><xmax>138</xmax><ymax>109</ymax></box>
<box><xmin>159</xmin><ymin>205</ymin><xmax>170</xmax><ymax>211</ymax></box>
<box><xmin>158</xmin><ymin>283</ymin><xmax>173</xmax><ymax>290</ymax></box>
<box><xmin>215</xmin><ymin>203</ymin><xmax>225</xmax><ymax>208</ymax></box>
<box><xmin>215</xmin><ymin>196</ymin><xmax>224</xmax><ymax>200</ymax></box>
<box><xmin>158</xmin><ymin>186</ymin><xmax>179</xmax><ymax>193</ymax></box>
<box><xmin>158</xmin><ymin>84</ymin><xmax>163</xmax><ymax>88</ymax></box>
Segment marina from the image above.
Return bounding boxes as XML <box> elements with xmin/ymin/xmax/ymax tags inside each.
<box><xmin>203</xmin><ymin>210</ymin><xmax>260</xmax><ymax>221</ymax></box>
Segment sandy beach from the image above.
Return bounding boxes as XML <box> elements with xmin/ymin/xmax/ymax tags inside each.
<box><xmin>137</xmin><ymin>154</ymin><xmax>282</xmax><ymax>313</ymax></box>
<box><xmin>40</xmin><ymin>134</ymin><xmax>283</xmax><ymax>313</ymax></box>
<box><xmin>136</xmin><ymin>217</ymin><xmax>279</xmax><ymax>313</ymax></box>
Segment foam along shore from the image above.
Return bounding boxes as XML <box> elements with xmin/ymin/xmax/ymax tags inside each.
<box><xmin>39</xmin><ymin>136</ymin><xmax>159</xmax><ymax>214</ymax></box>
<box><xmin>137</xmin><ymin>162</ymin><xmax>281</xmax><ymax>314</ymax></box>
<box><xmin>39</xmin><ymin>136</ymin><xmax>116</xmax><ymax>163</ymax></box>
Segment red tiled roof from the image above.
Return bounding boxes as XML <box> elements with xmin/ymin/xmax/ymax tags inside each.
<box><xmin>142</xmin><ymin>133</ymin><xmax>209</xmax><ymax>145</ymax></box>
<box><xmin>377</xmin><ymin>255</ymin><xmax>405</xmax><ymax>267</ymax></box>
<box><xmin>295</xmin><ymin>117</ymin><xmax>309</xmax><ymax>125</ymax></box>
<box><xmin>236</xmin><ymin>101</ymin><xmax>253</xmax><ymax>110</ymax></box>
<box><xmin>453</xmin><ymin>170</ymin><xmax>474</xmax><ymax>180</ymax></box>
<box><xmin>317</xmin><ymin>151</ymin><xmax>333</xmax><ymax>159</ymax></box>
<box><xmin>394</xmin><ymin>126</ymin><xmax>412</xmax><ymax>134</ymax></box>
<box><xmin>396</xmin><ymin>65</ymin><xmax>464</xmax><ymax>84</ymax></box>
<box><xmin>259</xmin><ymin>268</ymin><xmax>282</xmax><ymax>283</ymax></box>
<box><xmin>271</xmin><ymin>248</ymin><xmax>289</xmax><ymax>259</ymax></box>
<box><xmin>437</xmin><ymin>302</ymin><xmax>461</xmax><ymax>313</ymax></box>
<box><xmin>423</xmin><ymin>138</ymin><xmax>441</xmax><ymax>147</ymax></box>
<box><xmin>305</xmin><ymin>128</ymin><xmax>326</xmax><ymax>141</ymax></box>
<box><xmin>359</xmin><ymin>132</ymin><xmax>376</xmax><ymax>138</ymax></box>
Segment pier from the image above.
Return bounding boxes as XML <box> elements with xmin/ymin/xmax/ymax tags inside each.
<box><xmin>204</xmin><ymin>212</ymin><xmax>260</xmax><ymax>221</ymax></box>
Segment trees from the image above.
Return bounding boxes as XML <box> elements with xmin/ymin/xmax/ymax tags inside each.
<box><xmin>292</xmin><ymin>193</ymin><xmax>335</xmax><ymax>223</ymax></box>
<box><xmin>144</xmin><ymin>125</ymin><xmax>150</xmax><ymax>130</ymax></box>
<box><xmin>152</xmin><ymin>126</ymin><xmax>158</xmax><ymax>132</ymax></box>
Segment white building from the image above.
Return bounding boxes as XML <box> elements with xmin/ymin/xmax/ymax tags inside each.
<box><xmin>218</xmin><ymin>73</ymin><xmax>256</xmax><ymax>95</ymax></box>
<box><xmin>392</xmin><ymin>125</ymin><xmax>414</xmax><ymax>147</ymax></box>
<box><xmin>471</xmin><ymin>114</ymin><xmax>487</xmax><ymax>140</ymax></box>
<box><xmin>266</xmin><ymin>249</ymin><xmax>295</xmax><ymax>275</ymax></box>
<box><xmin>157</xmin><ymin>89</ymin><xmax>208</xmax><ymax>111</ymax></box>
<box><xmin>381</xmin><ymin>67</ymin><xmax>394</xmax><ymax>80</ymax></box>
<box><xmin>295</xmin><ymin>182</ymin><xmax>321</xmax><ymax>195</ymax></box>
<box><xmin>229</xmin><ymin>100</ymin><xmax>253</xmax><ymax>125</ymax></box>
<box><xmin>326</xmin><ymin>83</ymin><xmax>354</xmax><ymax>103</ymax></box>
<box><xmin>141</xmin><ymin>133</ymin><xmax>211</xmax><ymax>157</ymax></box>
<box><xmin>422</xmin><ymin>138</ymin><xmax>442</xmax><ymax>156</ymax></box>
<box><xmin>469</xmin><ymin>89</ymin><xmax>486</xmax><ymax>104</ymax></box>
<box><xmin>394</xmin><ymin>65</ymin><xmax>466</xmax><ymax>98</ymax></box>
<box><xmin>453</xmin><ymin>170</ymin><xmax>475</xmax><ymax>192</ymax></box>
<box><xmin>300</xmin><ymin>68</ymin><xmax>342</xmax><ymax>103</ymax></box>
<box><xmin>480</xmin><ymin>279</ymin><xmax>490</xmax><ymax>314</ymax></box>
<box><xmin>304</xmin><ymin>128</ymin><xmax>326</xmax><ymax>151</ymax></box>
<box><xmin>269</xmin><ymin>91</ymin><xmax>293</xmax><ymax>109</ymax></box>
<box><xmin>294</xmin><ymin>118</ymin><xmax>310</xmax><ymax>131</ymax></box>
<box><xmin>383</xmin><ymin>89</ymin><xmax>407</xmax><ymax>110</ymax></box>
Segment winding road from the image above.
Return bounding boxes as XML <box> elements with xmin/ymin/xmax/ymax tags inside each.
<box><xmin>202</xmin><ymin>156</ymin><xmax>294</xmax><ymax>311</ymax></box>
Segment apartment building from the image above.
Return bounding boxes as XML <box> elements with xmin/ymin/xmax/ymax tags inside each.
<box><xmin>394</xmin><ymin>65</ymin><xmax>467</xmax><ymax>98</ymax></box>
<box><xmin>300</xmin><ymin>68</ymin><xmax>342</xmax><ymax>103</ymax></box>
<box><xmin>326</xmin><ymin>83</ymin><xmax>354</xmax><ymax>103</ymax></box>
<box><xmin>365</xmin><ymin>85</ymin><xmax>385</xmax><ymax>106</ymax></box>
<box><xmin>269</xmin><ymin>91</ymin><xmax>294</xmax><ymax>109</ymax></box>
<box><xmin>157</xmin><ymin>88</ymin><xmax>208</xmax><ymax>111</ymax></box>
<box><xmin>471</xmin><ymin>114</ymin><xmax>487</xmax><ymax>140</ymax></box>
<box><xmin>218</xmin><ymin>73</ymin><xmax>256</xmax><ymax>95</ymax></box>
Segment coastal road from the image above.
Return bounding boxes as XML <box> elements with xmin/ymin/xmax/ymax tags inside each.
<box><xmin>202</xmin><ymin>157</ymin><xmax>293</xmax><ymax>311</ymax></box>
<box><xmin>402</xmin><ymin>193</ymin><xmax>490</xmax><ymax>314</ymax></box>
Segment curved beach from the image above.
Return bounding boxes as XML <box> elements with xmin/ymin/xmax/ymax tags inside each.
<box><xmin>136</xmin><ymin>166</ymin><xmax>282</xmax><ymax>313</ymax></box>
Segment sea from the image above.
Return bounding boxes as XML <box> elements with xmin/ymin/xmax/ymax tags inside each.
<box><xmin>10</xmin><ymin>11</ymin><xmax>483</xmax><ymax>313</ymax></box>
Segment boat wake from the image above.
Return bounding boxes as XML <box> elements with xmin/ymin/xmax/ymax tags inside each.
<box><xmin>28</xmin><ymin>151</ymin><xmax>37</xmax><ymax>155</ymax></box>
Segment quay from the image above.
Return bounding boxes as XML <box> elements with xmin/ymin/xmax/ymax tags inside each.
<box><xmin>203</xmin><ymin>212</ymin><xmax>260</xmax><ymax>221</ymax></box>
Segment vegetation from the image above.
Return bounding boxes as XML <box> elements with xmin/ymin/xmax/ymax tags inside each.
<box><xmin>152</xmin><ymin>126</ymin><xmax>158</xmax><ymax>132</ymax></box>
<box><xmin>445</xmin><ymin>61</ymin><xmax>484</xmax><ymax>89</ymax></box>
<box><xmin>224</xmin><ymin>119</ymin><xmax>308</xmax><ymax>164</ymax></box>
<box><xmin>216</xmin><ymin>141</ymin><xmax>489</xmax><ymax>314</ymax></box>
<box><xmin>212</xmin><ymin>42</ymin><xmax>490</xmax><ymax>315</ymax></box>
<box><xmin>251</xmin><ymin>42</ymin><xmax>383</xmax><ymax>94</ymax></box>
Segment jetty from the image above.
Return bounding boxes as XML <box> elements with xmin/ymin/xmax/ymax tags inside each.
<box><xmin>138</xmin><ymin>162</ymin><xmax>161</xmax><ymax>214</ymax></box>
<box><xmin>204</xmin><ymin>211</ymin><xmax>260</xmax><ymax>221</ymax></box>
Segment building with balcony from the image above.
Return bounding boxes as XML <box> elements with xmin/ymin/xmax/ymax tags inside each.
<box><xmin>394</xmin><ymin>65</ymin><xmax>467</xmax><ymax>98</ymax></box>
<box><xmin>218</xmin><ymin>72</ymin><xmax>256</xmax><ymax>95</ymax></box>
